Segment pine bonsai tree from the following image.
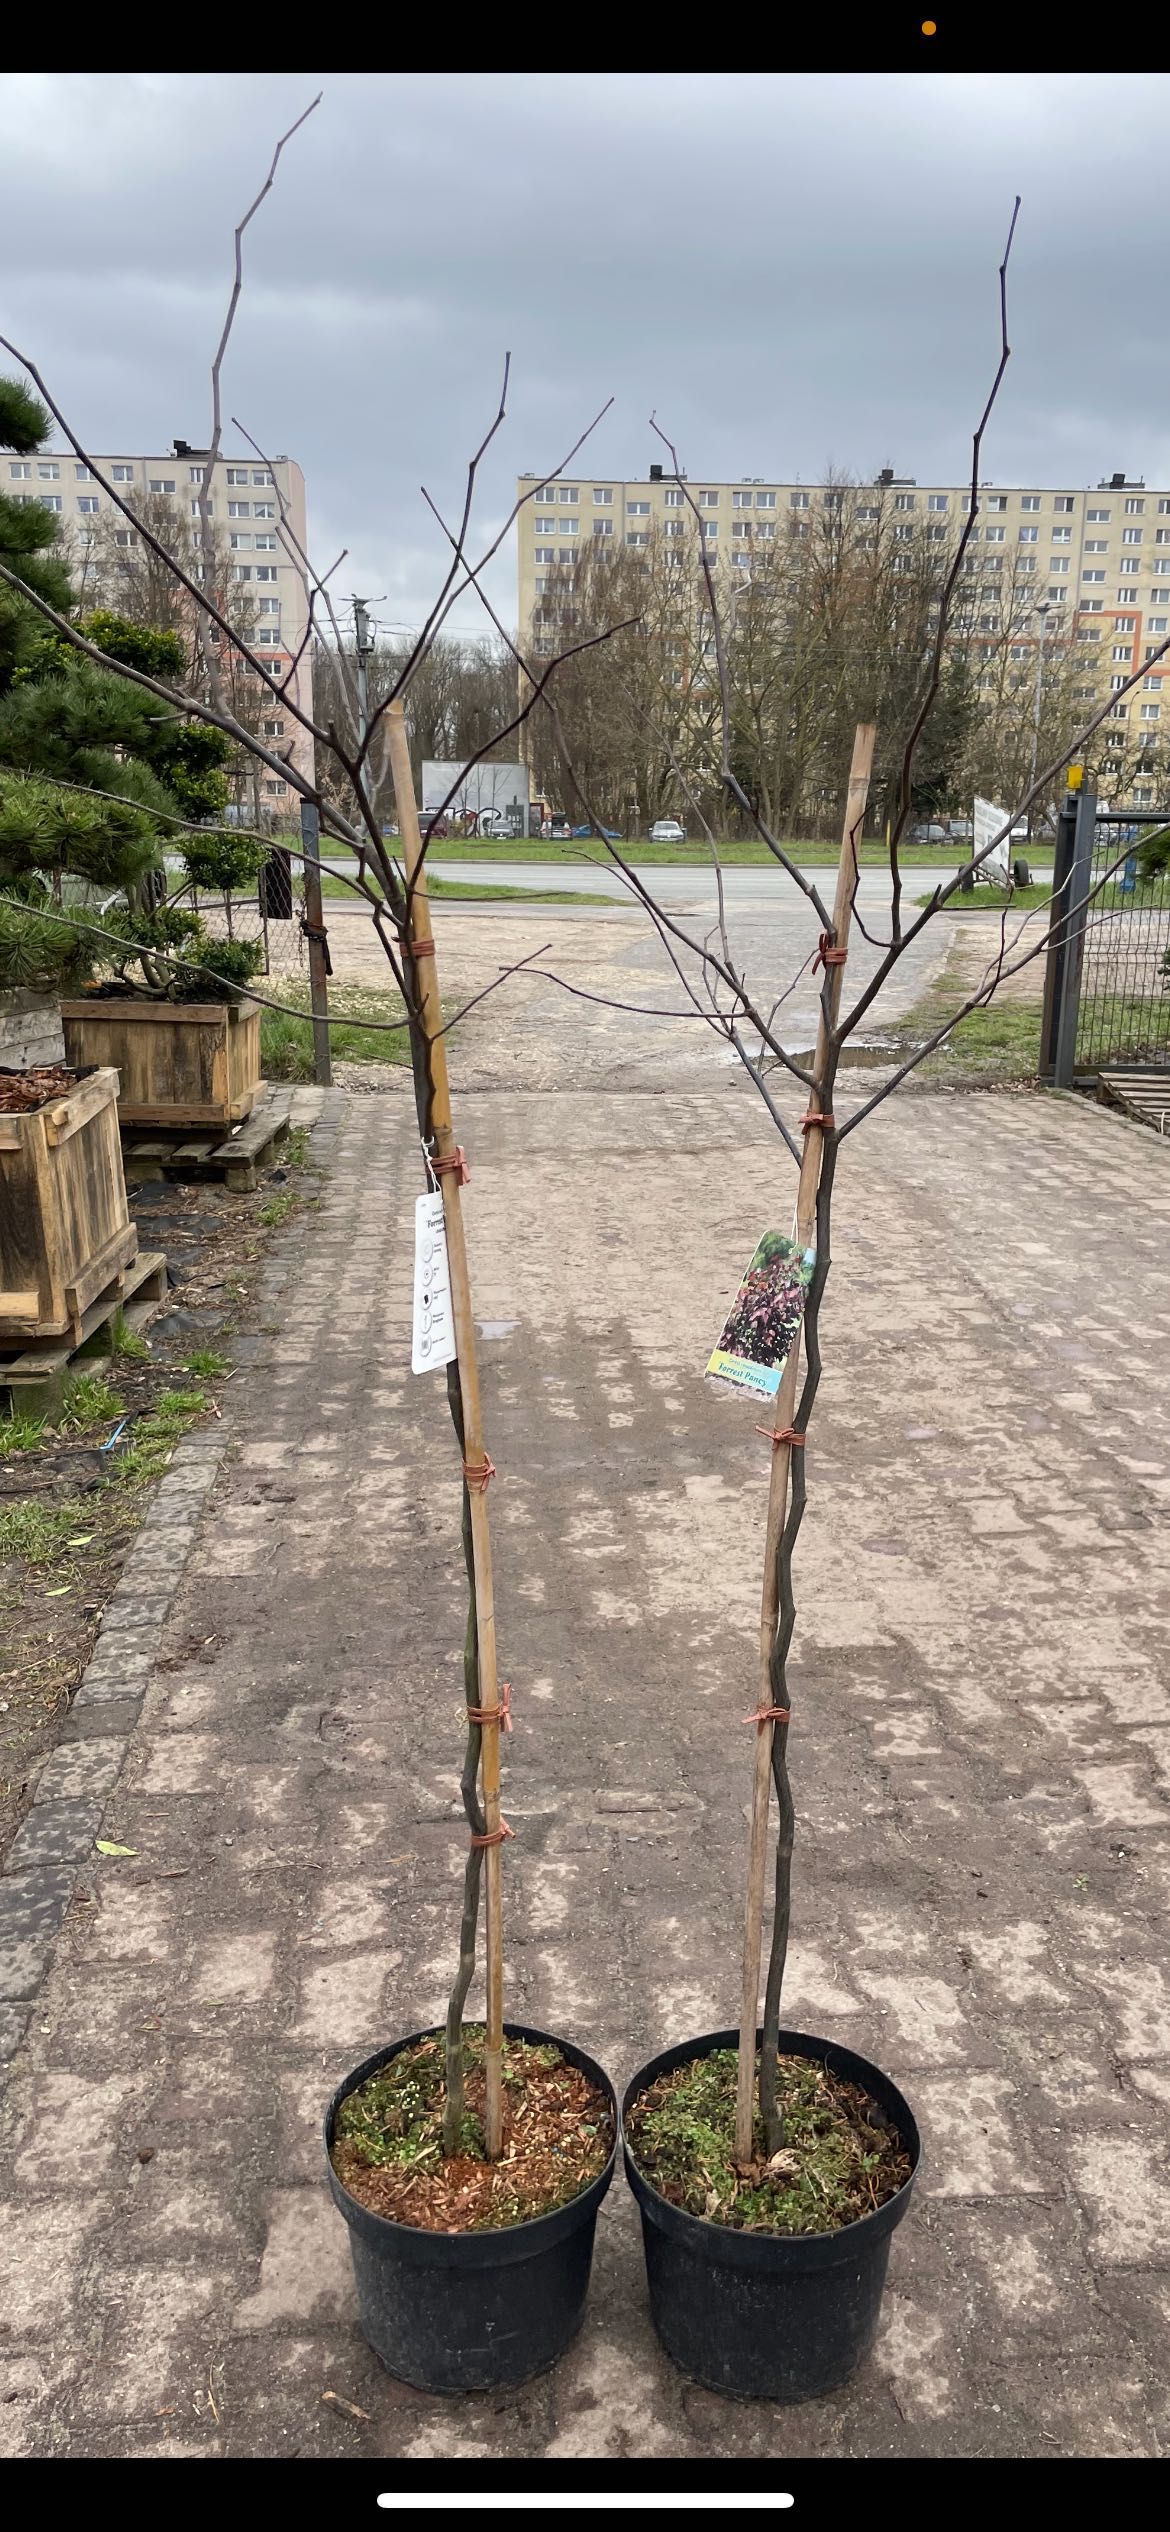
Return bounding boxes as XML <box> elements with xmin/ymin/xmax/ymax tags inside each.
<box><xmin>0</xmin><ymin>378</ymin><xmax>264</xmax><ymax>1006</ymax></box>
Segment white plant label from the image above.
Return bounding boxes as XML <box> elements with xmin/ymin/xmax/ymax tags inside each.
<box><xmin>412</xmin><ymin>1192</ymin><xmax>457</xmax><ymax>1375</ymax></box>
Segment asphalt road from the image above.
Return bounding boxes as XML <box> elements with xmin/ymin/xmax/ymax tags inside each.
<box><xmin>320</xmin><ymin>859</ymin><xmax>1033</xmax><ymax>916</ymax></box>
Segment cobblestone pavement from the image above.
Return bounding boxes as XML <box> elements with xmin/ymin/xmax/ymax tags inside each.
<box><xmin>2</xmin><ymin>1069</ymin><xmax>1169</xmax><ymax>2460</ymax></box>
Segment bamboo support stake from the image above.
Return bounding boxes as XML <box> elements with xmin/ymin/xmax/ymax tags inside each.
<box><xmin>386</xmin><ymin>701</ymin><xmax>506</xmax><ymax>2160</ymax></box>
<box><xmin>734</xmin><ymin>722</ymin><xmax>876</xmax><ymax>2168</ymax></box>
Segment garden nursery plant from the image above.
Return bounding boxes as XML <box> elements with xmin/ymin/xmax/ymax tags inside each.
<box><xmin>0</xmin><ymin>130</ymin><xmax>1161</xmax><ymax>2403</ymax></box>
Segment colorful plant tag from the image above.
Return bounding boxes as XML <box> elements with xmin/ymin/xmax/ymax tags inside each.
<box><xmin>412</xmin><ymin>1192</ymin><xmax>458</xmax><ymax>1375</ymax></box>
<box><xmin>705</xmin><ymin>1232</ymin><xmax>815</xmax><ymax>1400</ymax></box>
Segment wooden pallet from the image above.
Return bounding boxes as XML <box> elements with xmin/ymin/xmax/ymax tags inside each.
<box><xmin>121</xmin><ymin>1085</ymin><xmax>294</xmax><ymax>1193</ymax></box>
<box><xmin>1098</xmin><ymin>1069</ymin><xmax>1170</xmax><ymax>1135</ymax></box>
<box><xmin>0</xmin><ymin>1248</ymin><xmax>168</xmax><ymax>1394</ymax></box>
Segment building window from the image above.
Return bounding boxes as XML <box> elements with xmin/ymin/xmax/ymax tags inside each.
<box><xmin>1143</xmin><ymin>673</ymin><xmax>1163</xmax><ymax>688</ymax></box>
<box><xmin>9</xmin><ymin>461</ymin><xmax>31</xmax><ymax>478</ymax></box>
<box><xmin>228</xmin><ymin>500</ymin><xmax>250</xmax><ymax>518</ymax></box>
<box><xmin>1051</xmin><ymin>526</ymin><xmax>1072</xmax><ymax>543</ymax></box>
<box><xmin>1083</xmin><ymin>570</ymin><xmax>1105</xmax><ymax>583</ymax></box>
<box><xmin>1140</xmin><ymin>701</ymin><xmax>1160</xmax><ymax>719</ymax></box>
<box><xmin>229</xmin><ymin>532</ymin><xmax>252</xmax><ymax>550</ymax></box>
<box><xmin>1149</xmin><ymin>616</ymin><xmax>1169</xmax><ymax>632</ymax></box>
<box><xmin>1110</xmin><ymin>674</ymin><xmax>1127</xmax><ymax>690</ymax></box>
<box><xmin>559</xmin><ymin>486</ymin><xmax>578</xmax><ymax>503</ymax></box>
<box><xmin>1020</xmin><ymin>494</ymin><xmax>1041</xmax><ymax>512</ymax></box>
<box><xmin>74</xmin><ymin>464</ymin><xmax>93</xmax><ymax>482</ymax></box>
<box><xmin>1125</xmin><ymin>496</ymin><xmax>1145</xmax><ymax>513</ymax></box>
<box><xmin>535</xmin><ymin>516</ymin><xmax>557</xmax><ymax>534</ymax></box>
<box><xmin>1118</xmin><ymin>586</ymin><xmax>1139</xmax><ymax>603</ymax></box>
<box><xmin>626</xmin><ymin>500</ymin><xmax>649</xmax><ymax>515</ymax></box>
<box><xmin>1084</xmin><ymin>539</ymin><xmax>1108</xmax><ymax>553</ymax></box>
<box><xmin>663</xmin><ymin>487</ymin><xmax>684</xmax><ymax>506</ymax></box>
<box><xmin>1054</xmin><ymin>495</ymin><xmax>1074</xmax><ymax>512</ymax></box>
<box><xmin>77</xmin><ymin>495</ymin><xmax>99</xmax><ymax>513</ymax></box>
<box><xmin>1018</xmin><ymin>525</ymin><xmax>1038</xmax><ymax>542</ymax></box>
<box><xmin>226</xmin><ymin>467</ymin><xmax>250</xmax><ymax>485</ymax></box>
<box><xmin>1116</xmin><ymin>617</ymin><xmax>1136</xmax><ymax>632</ymax></box>
<box><xmin>535</xmin><ymin>547</ymin><xmax>553</xmax><ymax>565</ymax></box>
<box><xmin>252</xmin><ymin>501</ymin><xmax>276</xmax><ymax>519</ymax></box>
<box><xmin>984</xmin><ymin>525</ymin><xmax>1005</xmax><ymax>543</ymax></box>
<box><xmin>664</xmin><ymin>519</ymin><xmax>683</xmax><ymax>537</ymax></box>
<box><xmin>254</xmin><ymin>565</ymin><xmax>278</xmax><ymax>581</ymax></box>
<box><xmin>149</xmin><ymin>477</ymin><xmax>176</xmax><ymax>494</ymax></box>
<box><xmin>1018</xmin><ymin>555</ymin><xmax>1036</xmax><ymax>572</ymax></box>
<box><xmin>698</xmin><ymin>490</ymin><xmax>719</xmax><ymax>507</ymax></box>
<box><xmin>1050</xmin><ymin>557</ymin><xmax>1070</xmax><ymax>573</ymax></box>
<box><xmin>928</xmin><ymin>493</ymin><xmax>949</xmax><ymax>511</ymax></box>
<box><xmin>232</xmin><ymin>564</ymin><xmax>252</xmax><ymax>580</ymax></box>
<box><xmin>252</xmin><ymin>470</ymin><xmax>274</xmax><ymax>487</ymax></box>
<box><xmin>732</xmin><ymin>490</ymin><xmax>753</xmax><ymax>508</ymax></box>
<box><xmin>986</xmin><ymin>494</ymin><xmax>1008</xmax><ymax>511</ymax></box>
<box><xmin>895</xmin><ymin>523</ymin><xmax>914</xmax><ymax>541</ymax></box>
<box><xmin>39</xmin><ymin>493</ymin><xmax>62</xmax><ymax>511</ymax></box>
<box><xmin>1047</xmin><ymin>587</ymin><xmax>1068</xmax><ymax>603</ymax></box>
<box><xmin>1087</xmin><ymin>506</ymin><xmax>1110</xmax><ymax>522</ymax></box>
<box><xmin>263</xmin><ymin>718</ymin><xmax>285</xmax><ymax>736</ymax></box>
<box><xmin>756</xmin><ymin>521</ymin><xmax>775</xmax><ymax>538</ymax></box>
<box><xmin>1113</xmin><ymin>645</ymin><xmax>1133</xmax><ymax>661</ymax></box>
<box><xmin>626</xmin><ymin>532</ymin><xmax>648</xmax><ymax>547</ymax></box>
<box><xmin>1123</xmin><ymin>526</ymin><xmax>1143</xmax><ymax>544</ymax></box>
<box><xmin>534</xmin><ymin>486</ymin><xmax>558</xmax><ymax>503</ymax></box>
<box><xmin>1153</xmin><ymin>558</ymin><xmax>1170</xmax><ymax>574</ymax></box>
<box><xmin>789</xmin><ymin>491</ymin><xmax>809</xmax><ymax>510</ymax></box>
<box><xmin>259</xmin><ymin>597</ymin><xmax>279</xmax><ymax>613</ymax></box>
<box><xmin>37</xmin><ymin>461</ymin><xmax>60</xmax><ymax>480</ymax></box>
<box><xmin>187</xmin><ymin>465</ymin><xmax>204</xmax><ymax>482</ymax></box>
<box><xmin>701</xmin><ymin>520</ymin><xmax>718</xmax><ymax>537</ymax></box>
<box><xmin>264</xmin><ymin>779</ymin><xmax>286</xmax><ymax>795</ymax></box>
<box><xmin>592</xmin><ymin>487</ymin><xmax>615</xmax><ymax>507</ymax></box>
<box><xmin>111</xmin><ymin>463</ymin><xmax>134</xmax><ymax>482</ymax></box>
<box><xmin>755</xmin><ymin>490</ymin><xmax>776</xmax><ymax>509</ymax></box>
<box><xmin>1081</xmin><ymin>600</ymin><xmax>1103</xmax><ymax>612</ymax></box>
<box><xmin>593</xmin><ymin>518</ymin><xmax>613</xmax><ymax>536</ymax></box>
<box><xmin>255</xmin><ymin>533</ymin><xmax>277</xmax><ymax>550</ymax></box>
<box><xmin>557</xmin><ymin>547</ymin><xmax>576</xmax><ymax>563</ymax></box>
<box><xmin>894</xmin><ymin>492</ymin><xmax>916</xmax><ymax>511</ymax></box>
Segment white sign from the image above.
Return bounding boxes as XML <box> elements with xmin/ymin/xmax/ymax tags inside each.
<box><xmin>973</xmin><ymin>796</ymin><xmax>1012</xmax><ymax>885</ymax></box>
<box><xmin>421</xmin><ymin>760</ymin><xmax>530</xmax><ymax>832</ymax></box>
<box><xmin>411</xmin><ymin>1192</ymin><xmax>457</xmax><ymax>1376</ymax></box>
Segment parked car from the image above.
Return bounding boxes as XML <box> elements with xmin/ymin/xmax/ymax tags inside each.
<box><xmin>909</xmin><ymin>821</ymin><xmax>948</xmax><ymax>844</ymax></box>
<box><xmin>572</xmin><ymin>824</ymin><xmax>620</xmax><ymax>841</ymax></box>
<box><xmin>649</xmin><ymin>819</ymin><xmax>687</xmax><ymax>844</ymax></box>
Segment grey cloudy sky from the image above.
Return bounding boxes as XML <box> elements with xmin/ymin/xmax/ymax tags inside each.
<box><xmin>1</xmin><ymin>70</ymin><xmax>1168</xmax><ymax>645</ymax></box>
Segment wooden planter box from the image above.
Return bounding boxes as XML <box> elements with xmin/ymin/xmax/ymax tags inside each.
<box><xmin>61</xmin><ymin>998</ymin><xmax>261</xmax><ymax>1130</ymax></box>
<box><xmin>0</xmin><ymin>1066</ymin><xmax>138</xmax><ymax>1345</ymax></box>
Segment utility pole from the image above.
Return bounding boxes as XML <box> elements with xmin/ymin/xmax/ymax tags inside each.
<box><xmin>352</xmin><ymin>596</ymin><xmax>373</xmax><ymax>758</ymax></box>
<box><xmin>1028</xmin><ymin>601</ymin><xmax>1051</xmax><ymax>839</ymax></box>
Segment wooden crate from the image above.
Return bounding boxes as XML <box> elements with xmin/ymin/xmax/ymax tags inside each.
<box><xmin>0</xmin><ymin>1065</ymin><xmax>138</xmax><ymax>1344</ymax></box>
<box><xmin>61</xmin><ymin>998</ymin><xmax>261</xmax><ymax>1130</ymax></box>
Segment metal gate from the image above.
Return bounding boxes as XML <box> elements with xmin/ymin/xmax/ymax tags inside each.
<box><xmin>1041</xmin><ymin>787</ymin><xmax>1170</xmax><ymax>1090</ymax></box>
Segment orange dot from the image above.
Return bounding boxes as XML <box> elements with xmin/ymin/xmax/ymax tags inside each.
<box><xmin>922</xmin><ymin>16</ymin><xmax>937</xmax><ymax>29</ymax></box>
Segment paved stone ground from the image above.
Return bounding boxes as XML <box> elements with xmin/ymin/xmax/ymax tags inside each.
<box><xmin>3</xmin><ymin>1067</ymin><xmax>1170</xmax><ymax>2460</ymax></box>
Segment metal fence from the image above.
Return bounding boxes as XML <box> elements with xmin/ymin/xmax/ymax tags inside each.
<box><xmin>1042</xmin><ymin>789</ymin><xmax>1170</xmax><ymax>1086</ymax></box>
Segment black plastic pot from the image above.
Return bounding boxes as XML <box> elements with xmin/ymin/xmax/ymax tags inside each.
<box><xmin>325</xmin><ymin>2023</ymin><xmax>617</xmax><ymax>2392</ymax></box>
<box><xmin>622</xmin><ymin>2026</ymin><xmax>920</xmax><ymax>2403</ymax></box>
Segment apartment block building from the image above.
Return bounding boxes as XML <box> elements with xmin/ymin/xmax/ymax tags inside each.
<box><xmin>517</xmin><ymin>463</ymin><xmax>1170</xmax><ymax>792</ymax></box>
<box><xmin>6</xmin><ymin>439</ymin><xmax>313</xmax><ymax>796</ymax></box>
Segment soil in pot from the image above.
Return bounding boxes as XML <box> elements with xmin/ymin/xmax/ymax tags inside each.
<box><xmin>330</xmin><ymin>2026</ymin><xmax>613</xmax><ymax>2232</ymax></box>
<box><xmin>625</xmin><ymin>2045</ymin><xmax>911</xmax><ymax>2235</ymax></box>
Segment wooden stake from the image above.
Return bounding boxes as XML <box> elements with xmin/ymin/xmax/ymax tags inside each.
<box><xmin>734</xmin><ymin>722</ymin><xmax>876</xmax><ymax>2169</ymax></box>
<box><xmin>386</xmin><ymin>702</ymin><xmax>506</xmax><ymax>2160</ymax></box>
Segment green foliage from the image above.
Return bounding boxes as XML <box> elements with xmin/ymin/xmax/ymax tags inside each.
<box><xmin>182</xmin><ymin>1349</ymin><xmax>231</xmax><ymax>1377</ymax></box>
<box><xmin>95</xmin><ymin>897</ymin><xmax>262</xmax><ymax>1003</ymax></box>
<box><xmin>81</xmin><ymin>609</ymin><xmax>185</xmax><ymax>679</ymax></box>
<box><xmin>0</xmin><ymin>1409</ymin><xmax>47</xmax><ymax>1457</ymax></box>
<box><xmin>0</xmin><ymin>896</ymin><xmax>93</xmax><ymax>992</ymax></box>
<box><xmin>181</xmin><ymin>825</ymin><xmax>267</xmax><ymax>894</ymax></box>
<box><xmin>59</xmin><ymin>1373</ymin><xmax>124</xmax><ymax>1433</ymax></box>
<box><xmin>625</xmin><ymin>2048</ymin><xmax>912</xmax><ymax>2237</ymax></box>
<box><xmin>0</xmin><ymin>376</ymin><xmax>75</xmax><ymax>693</ymax></box>
<box><xmin>257</xmin><ymin>1188</ymin><xmax>296</xmax><ymax>1226</ymax></box>
<box><xmin>107</xmin><ymin>1311</ymin><xmax>151</xmax><ymax>1362</ymax></box>
<box><xmin>1137</xmin><ymin>823</ymin><xmax>1170</xmax><ymax>881</ymax></box>
<box><xmin>0</xmin><ymin>377</ymin><xmax>52</xmax><ymax>457</ymax></box>
<box><xmin>0</xmin><ymin>1494</ymin><xmax>88</xmax><ymax>1564</ymax></box>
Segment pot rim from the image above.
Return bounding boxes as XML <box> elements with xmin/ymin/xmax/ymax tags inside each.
<box><xmin>622</xmin><ymin>2024</ymin><xmax>921</xmax><ymax>2262</ymax></box>
<box><xmin>325</xmin><ymin>2020</ymin><xmax>618</xmax><ymax>2260</ymax></box>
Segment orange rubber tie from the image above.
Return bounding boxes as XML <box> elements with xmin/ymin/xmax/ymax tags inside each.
<box><xmin>813</xmin><ymin>932</ymin><xmax>848</xmax><ymax>972</ymax></box>
<box><xmin>744</xmin><ymin>1705</ymin><xmax>792</xmax><ymax>1727</ymax></box>
<box><xmin>433</xmin><ymin>1146</ymin><xmax>470</xmax><ymax>1183</ymax></box>
<box><xmin>461</xmin><ymin>1452</ymin><xmax>496</xmax><ymax>1492</ymax></box>
<box><xmin>756</xmin><ymin>1425</ymin><xmax>806</xmax><ymax>1449</ymax></box>
<box><xmin>801</xmin><ymin>1110</ymin><xmax>835</xmax><ymax>1132</ymax></box>
<box><xmin>409</xmin><ymin>936</ymin><xmax>437</xmax><ymax>959</ymax></box>
<box><xmin>470</xmin><ymin>1819</ymin><xmax>516</xmax><ymax>1850</ymax></box>
<box><xmin>468</xmin><ymin>1681</ymin><xmax>513</xmax><ymax>1732</ymax></box>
